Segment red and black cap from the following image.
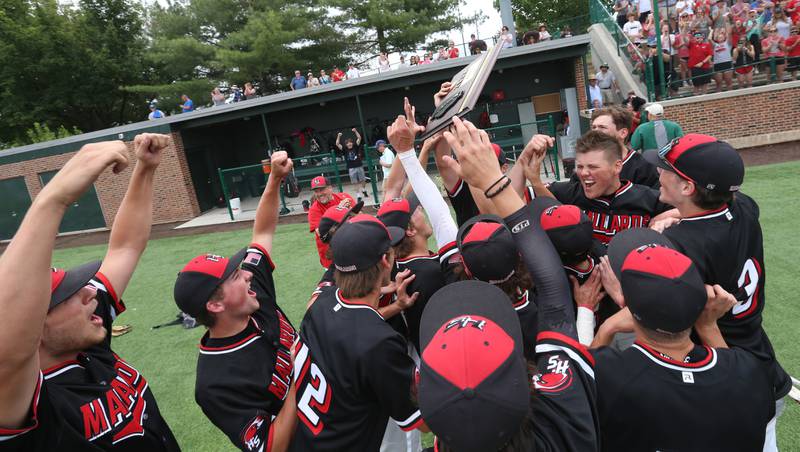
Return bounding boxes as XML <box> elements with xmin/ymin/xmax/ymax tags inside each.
<box><xmin>310</xmin><ymin>175</ymin><xmax>328</xmax><ymax>189</ymax></box>
<box><xmin>419</xmin><ymin>280</ymin><xmax>529</xmax><ymax>452</ymax></box>
<box><xmin>531</xmin><ymin>197</ymin><xmax>593</xmax><ymax>265</ymax></box>
<box><xmin>318</xmin><ymin>200</ymin><xmax>364</xmax><ymax>243</ymax></box>
<box><xmin>331</xmin><ymin>214</ymin><xmax>404</xmax><ymax>273</ymax></box>
<box><xmin>643</xmin><ymin>134</ymin><xmax>744</xmax><ymax>193</ymax></box>
<box><xmin>376</xmin><ymin>194</ymin><xmax>421</xmax><ymax>232</ymax></box>
<box><xmin>491</xmin><ymin>143</ymin><xmax>507</xmax><ymax>166</ymax></box>
<box><xmin>173</xmin><ymin>248</ymin><xmax>247</xmax><ymax>318</ymax></box>
<box><xmin>457</xmin><ymin>214</ymin><xmax>518</xmax><ymax>285</ymax></box>
<box><xmin>50</xmin><ymin>261</ymin><xmax>102</xmax><ymax>309</ymax></box>
<box><xmin>608</xmin><ymin>228</ymin><xmax>707</xmax><ymax>333</ymax></box>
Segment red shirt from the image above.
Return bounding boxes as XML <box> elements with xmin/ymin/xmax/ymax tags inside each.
<box><xmin>761</xmin><ymin>36</ymin><xmax>786</xmax><ymax>57</ymax></box>
<box><xmin>308</xmin><ymin>192</ymin><xmax>354</xmax><ymax>268</ymax></box>
<box><xmin>448</xmin><ymin>47</ymin><xmax>459</xmax><ymax>59</ymax></box>
<box><xmin>688</xmin><ymin>41</ymin><xmax>713</xmax><ymax>69</ymax></box>
<box><xmin>331</xmin><ymin>69</ymin><xmax>345</xmax><ymax>82</ymax></box>
<box><xmin>786</xmin><ymin>35</ymin><xmax>800</xmax><ymax>57</ymax></box>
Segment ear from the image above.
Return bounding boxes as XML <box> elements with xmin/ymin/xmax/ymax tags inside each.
<box><xmin>682</xmin><ymin>179</ymin><xmax>697</xmax><ymax>197</ymax></box>
<box><xmin>619</xmin><ymin>128</ymin><xmax>630</xmax><ymax>141</ymax></box>
<box><xmin>405</xmin><ymin>225</ymin><xmax>416</xmax><ymax>238</ymax></box>
<box><xmin>613</xmin><ymin>158</ymin><xmax>623</xmax><ymax>175</ymax></box>
<box><xmin>206</xmin><ymin>298</ymin><xmax>225</xmax><ymax>315</ymax></box>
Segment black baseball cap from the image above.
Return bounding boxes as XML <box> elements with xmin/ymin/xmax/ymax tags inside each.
<box><xmin>317</xmin><ymin>200</ymin><xmax>364</xmax><ymax>243</ymax></box>
<box><xmin>376</xmin><ymin>194</ymin><xmax>421</xmax><ymax>231</ymax></box>
<box><xmin>491</xmin><ymin>143</ymin><xmax>507</xmax><ymax>166</ymax></box>
<box><xmin>331</xmin><ymin>214</ymin><xmax>403</xmax><ymax>273</ymax></box>
<box><xmin>419</xmin><ymin>280</ymin><xmax>529</xmax><ymax>452</ymax></box>
<box><xmin>531</xmin><ymin>197</ymin><xmax>593</xmax><ymax>265</ymax></box>
<box><xmin>608</xmin><ymin>228</ymin><xmax>707</xmax><ymax>333</ymax></box>
<box><xmin>50</xmin><ymin>261</ymin><xmax>102</xmax><ymax>309</ymax></box>
<box><xmin>644</xmin><ymin>134</ymin><xmax>744</xmax><ymax>193</ymax></box>
<box><xmin>457</xmin><ymin>215</ymin><xmax>518</xmax><ymax>284</ymax></box>
<box><xmin>174</xmin><ymin>248</ymin><xmax>247</xmax><ymax>318</ymax></box>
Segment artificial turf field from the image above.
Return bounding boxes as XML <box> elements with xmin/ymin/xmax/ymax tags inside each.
<box><xmin>48</xmin><ymin>160</ymin><xmax>800</xmax><ymax>451</ymax></box>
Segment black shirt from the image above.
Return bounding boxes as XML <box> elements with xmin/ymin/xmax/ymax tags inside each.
<box><xmin>447</xmin><ymin>179</ymin><xmax>480</xmax><ymax>226</ymax></box>
<box><xmin>663</xmin><ymin>194</ymin><xmax>791</xmax><ymax>398</ymax></box>
<box><xmin>343</xmin><ymin>145</ymin><xmax>363</xmax><ymax>169</ymax></box>
<box><xmin>0</xmin><ymin>273</ymin><xmax>179</xmax><ymax>451</ymax></box>
<box><xmin>291</xmin><ymin>286</ymin><xmax>422</xmax><ymax>452</ymax></box>
<box><xmin>194</xmin><ymin>243</ymin><xmax>297</xmax><ymax>452</ymax></box>
<box><xmin>592</xmin><ymin>342</ymin><xmax>775</xmax><ymax>451</ymax></box>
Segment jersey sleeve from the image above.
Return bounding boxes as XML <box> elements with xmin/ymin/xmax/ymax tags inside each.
<box><xmin>195</xmin><ymin>384</ymin><xmax>277</xmax><ymax>452</ymax></box>
<box><xmin>308</xmin><ymin>206</ymin><xmax>322</xmax><ymax>233</ymax></box>
<box><xmin>532</xmin><ymin>331</ymin><xmax>599</xmax><ymax>451</ymax></box>
<box><xmin>88</xmin><ymin>271</ymin><xmax>125</xmax><ymax>350</ymax></box>
<box><xmin>547</xmin><ymin>181</ymin><xmax>576</xmax><ymax>205</ymax></box>
<box><xmin>447</xmin><ymin>179</ymin><xmax>480</xmax><ymax>226</ymax></box>
<box><xmin>365</xmin><ymin>334</ymin><xmax>423</xmax><ymax>432</ymax></box>
<box><xmin>241</xmin><ymin>243</ymin><xmax>277</xmax><ymax>311</ymax></box>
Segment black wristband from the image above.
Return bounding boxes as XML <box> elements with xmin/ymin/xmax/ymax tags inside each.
<box><xmin>484</xmin><ymin>175</ymin><xmax>511</xmax><ymax>199</ymax></box>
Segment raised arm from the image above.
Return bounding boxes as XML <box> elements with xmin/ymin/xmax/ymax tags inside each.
<box><xmin>335</xmin><ymin>132</ymin><xmax>343</xmax><ymax>151</ymax></box>
<box><xmin>0</xmin><ymin>142</ymin><xmax>128</xmax><ymax>430</ymax></box>
<box><xmin>352</xmin><ymin>128</ymin><xmax>361</xmax><ymax>145</ymax></box>
<box><xmin>252</xmin><ymin>151</ymin><xmax>292</xmax><ymax>253</ymax></box>
<box><xmin>99</xmin><ymin>134</ymin><xmax>169</xmax><ymax>296</ymax></box>
<box><xmin>441</xmin><ymin>117</ymin><xmax>577</xmax><ymax>338</ymax></box>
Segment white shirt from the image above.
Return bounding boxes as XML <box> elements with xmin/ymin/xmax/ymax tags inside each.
<box><xmin>501</xmin><ymin>32</ymin><xmax>514</xmax><ymax>48</ymax></box>
<box><xmin>346</xmin><ymin>67</ymin><xmax>360</xmax><ymax>79</ymax></box>
<box><xmin>595</xmin><ymin>70</ymin><xmax>617</xmax><ymax>89</ymax></box>
<box><xmin>379</xmin><ymin>148</ymin><xmax>395</xmax><ymax>178</ymax></box>
<box><xmin>623</xmin><ymin>20</ymin><xmax>643</xmax><ymax>39</ymax></box>
<box><xmin>589</xmin><ymin>83</ymin><xmax>603</xmax><ymax>108</ymax></box>
<box><xmin>638</xmin><ymin>0</ymin><xmax>652</xmax><ymax>13</ymax></box>
<box><xmin>676</xmin><ymin>0</ymin><xmax>694</xmax><ymax>15</ymax></box>
<box><xmin>539</xmin><ymin>30</ymin><xmax>552</xmax><ymax>41</ymax></box>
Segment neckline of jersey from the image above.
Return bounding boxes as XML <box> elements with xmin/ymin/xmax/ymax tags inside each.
<box><xmin>199</xmin><ymin>316</ymin><xmax>261</xmax><ymax>352</ymax></box>
<box><xmin>335</xmin><ymin>288</ymin><xmax>384</xmax><ymax>319</ymax></box>
<box><xmin>679</xmin><ymin>204</ymin><xmax>730</xmax><ymax>221</ymax></box>
<box><xmin>633</xmin><ymin>341</ymin><xmax>716</xmax><ymax>370</ymax></box>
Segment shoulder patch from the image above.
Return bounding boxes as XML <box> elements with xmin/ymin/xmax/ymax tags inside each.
<box><xmin>240</xmin><ymin>415</ymin><xmax>266</xmax><ymax>451</ymax></box>
<box><xmin>244</xmin><ymin>252</ymin><xmax>262</xmax><ymax>266</ymax></box>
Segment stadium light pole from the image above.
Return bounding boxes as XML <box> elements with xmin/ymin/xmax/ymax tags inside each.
<box><xmin>499</xmin><ymin>0</ymin><xmax>516</xmax><ymax>45</ymax></box>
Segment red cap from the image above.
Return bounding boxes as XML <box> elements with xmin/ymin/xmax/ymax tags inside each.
<box><xmin>311</xmin><ymin>176</ymin><xmax>328</xmax><ymax>189</ymax></box>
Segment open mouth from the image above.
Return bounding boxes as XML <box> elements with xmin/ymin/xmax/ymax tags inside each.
<box><xmin>582</xmin><ymin>179</ymin><xmax>596</xmax><ymax>189</ymax></box>
<box><xmin>90</xmin><ymin>314</ymin><xmax>103</xmax><ymax>326</ymax></box>
<box><xmin>248</xmin><ymin>288</ymin><xmax>257</xmax><ymax>297</ymax></box>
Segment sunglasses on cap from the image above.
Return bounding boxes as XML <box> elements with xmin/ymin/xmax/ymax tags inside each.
<box><xmin>657</xmin><ymin>137</ymin><xmax>694</xmax><ymax>182</ymax></box>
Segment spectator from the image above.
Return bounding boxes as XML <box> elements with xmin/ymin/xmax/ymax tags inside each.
<box><xmin>561</xmin><ymin>25</ymin><xmax>574</xmax><ymax>38</ymax></box>
<box><xmin>319</xmin><ymin>69</ymin><xmax>332</xmax><ymax>84</ymax></box>
<box><xmin>747</xmin><ymin>8</ymin><xmax>765</xmax><ymax>65</ymax></box>
<box><xmin>733</xmin><ymin>35</ymin><xmax>757</xmax><ymax>87</ymax></box>
<box><xmin>409</xmin><ymin>55</ymin><xmax>419</xmax><ymax>65</ymax></box>
<box><xmin>788</xmin><ymin>0</ymin><xmax>800</xmax><ymax>23</ymax></box>
<box><xmin>307</xmin><ymin>176</ymin><xmax>354</xmax><ymax>268</ymax></box>
<box><xmin>378</xmin><ymin>52</ymin><xmax>390</xmax><ymax>72</ymax></box>
<box><xmin>398</xmin><ymin>55</ymin><xmax>408</xmax><ymax>68</ymax></box>
<box><xmin>308</xmin><ymin>72</ymin><xmax>320</xmax><ymax>87</ymax></box>
<box><xmin>231</xmin><ymin>85</ymin><xmax>243</xmax><ymax>102</ymax></box>
<box><xmin>624</xmin><ymin>12</ymin><xmax>645</xmax><ymax>40</ymax></box>
<box><xmin>469</xmin><ymin>34</ymin><xmax>488</xmax><ymax>54</ymax></box>
<box><xmin>615</xmin><ymin>0</ymin><xmax>633</xmax><ymax>29</ymax></box>
<box><xmin>211</xmin><ymin>88</ymin><xmax>226</xmax><ymax>106</ymax></box>
<box><xmin>588</xmin><ymin>75</ymin><xmax>604</xmax><ymax>108</ymax></box>
<box><xmin>538</xmin><ymin>24</ymin><xmax>552</xmax><ymax>41</ymax></box>
<box><xmin>712</xmin><ymin>28</ymin><xmax>735</xmax><ymax>91</ymax></box>
<box><xmin>346</xmin><ymin>63</ymin><xmax>361</xmax><ymax>79</ymax></box>
<box><xmin>761</xmin><ymin>26</ymin><xmax>787</xmax><ymax>82</ymax></box>
<box><xmin>501</xmin><ymin>25</ymin><xmax>515</xmax><ymax>48</ymax></box>
<box><xmin>147</xmin><ymin>103</ymin><xmax>165</xmax><ymax>120</ymax></box>
<box><xmin>331</xmin><ymin>66</ymin><xmax>346</xmax><ymax>82</ymax></box>
<box><xmin>692</xmin><ymin>9</ymin><xmax>712</xmax><ymax>36</ymax></box>
<box><xmin>376</xmin><ymin>140</ymin><xmax>394</xmax><ymax>189</ymax></box>
<box><xmin>688</xmin><ymin>31</ymin><xmax>714</xmax><ymax>94</ymax></box>
<box><xmin>631</xmin><ymin>103</ymin><xmax>684</xmax><ymax>151</ymax></box>
<box><xmin>336</xmin><ymin>128</ymin><xmax>369</xmax><ymax>199</ymax></box>
<box><xmin>290</xmin><ymin>70</ymin><xmax>307</xmax><ymax>90</ymax></box>
<box><xmin>785</xmin><ymin>25</ymin><xmax>800</xmax><ymax>79</ymax></box>
<box><xmin>638</xmin><ymin>0</ymin><xmax>653</xmax><ymax>22</ymax></box>
<box><xmin>437</xmin><ymin>47</ymin><xmax>449</xmax><ymax>61</ymax></box>
<box><xmin>523</xmin><ymin>30</ymin><xmax>540</xmax><ymax>44</ymax></box>
<box><xmin>420</xmin><ymin>52</ymin><xmax>433</xmax><ymax>64</ymax></box>
<box><xmin>243</xmin><ymin>82</ymin><xmax>256</xmax><ymax>99</ymax></box>
<box><xmin>596</xmin><ymin>63</ymin><xmax>622</xmax><ymax>105</ymax></box>
<box><xmin>772</xmin><ymin>8</ymin><xmax>793</xmax><ymax>38</ymax></box>
<box><xmin>676</xmin><ymin>0</ymin><xmax>694</xmax><ymax>17</ymax></box>
<box><xmin>447</xmin><ymin>41</ymin><xmax>460</xmax><ymax>59</ymax></box>
<box><xmin>675</xmin><ymin>21</ymin><xmax>692</xmax><ymax>83</ymax></box>
<box><xmin>711</xmin><ymin>0</ymin><xmax>730</xmax><ymax>29</ymax></box>
<box><xmin>732</xmin><ymin>0</ymin><xmax>750</xmax><ymax>21</ymax></box>
<box><xmin>180</xmin><ymin>94</ymin><xmax>194</xmax><ymax>113</ymax></box>
<box><xmin>732</xmin><ymin>19</ymin><xmax>748</xmax><ymax>47</ymax></box>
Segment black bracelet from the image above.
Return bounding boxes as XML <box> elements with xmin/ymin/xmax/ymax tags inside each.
<box><xmin>484</xmin><ymin>175</ymin><xmax>511</xmax><ymax>199</ymax></box>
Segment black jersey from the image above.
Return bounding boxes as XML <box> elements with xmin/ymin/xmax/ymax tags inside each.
<box><xmin>447</xmin><ymin>179</ymin><xmax>479</xmax><ymax>226</ymax></box>
<box><xmin>569</xmin><ymin>147</ymin><xmax>660</xmax><ymax>188</ymax></box>
<box><xmin>194</xmin><ymin>243</ymin><xmax>296</xmax><ymax>452</ymax></box>
<box><xmin>545</xmin><ymin>180</ymin><xmax>671</xmax><ymax>244</ymax></box>
<box><xmin>513</xmin><ymin>290</ymin><xmax>538</xmax><ymax>361</ymax></box>
<box><xmin>663</xmin><ymin>194</ymin><xmax>791</xmax><ymax>397</ymax></box>
<box><xmin>592</xmin><ymin>342</ymin><xmax>775</xmax><ymax>451</ymax></box>
<box><xmin>0</xmin><ymin>273</ymin><xmax>179</xmax><ymax>451</ymax></box>
<box><xmin>291</xmin><ymin>286</ymin><xmax>422</xmax><ymax>452</ymax></box>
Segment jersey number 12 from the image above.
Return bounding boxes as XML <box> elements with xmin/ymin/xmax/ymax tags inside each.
<box><xmin>294</xmin><ymin>341</ymin><xmax>332</xmax><ymax>435</ymax></box>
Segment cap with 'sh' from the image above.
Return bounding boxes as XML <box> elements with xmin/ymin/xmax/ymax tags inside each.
<box><xmin>174</xmin><ymin>249</ymin><xmax>247</xmax><ymax>318</ymax></box>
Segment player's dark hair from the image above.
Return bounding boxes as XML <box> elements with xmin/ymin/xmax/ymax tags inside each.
<box><xmin>591</xmin><ymin>106</ymin><xmax>633</xmax><ymax>139</ymax></box>
<box><xmin>575</xmin><ymin>130</ymin><xmax>624</xmax><ymax>162</ymax></box>
<box><xmin>456</xmin><ymin>260</ymin><xmax>533</xmax><ymax>305</ymax></box>
<box><xmin>639</xmin><ymin>325</ymin><xmax>692</xmax><ymax>344</ymax></box>
<box><xmin>393</xmin><ymin>233</ymin><xmax>415</xmax><ymax>259</ymax></box>
<box><xmin>195</xmin><ymin>287</ymin><xmax>223</xmax><ymax>328</ymax></box>
<box><xmin>335</xmin><ymin>261</ymin><xmax>384</xmax><ymax>299</ymax></box>
<box><xmin>690</xmin><ymin>185</ymin><xmax>734</xmax><ymax>210</ymax></box>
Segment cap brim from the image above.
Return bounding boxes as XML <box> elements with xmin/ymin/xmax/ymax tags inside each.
<box><xmin>607</xmin><ymin>228</ymin><xmax>674</xmax><ymax>280</ymax></box>
<box><xmin>456</xmin><ymin>214</ymin><xmax>505</xmax><ymax>249</ymax></box>
<box><xmin>387</xmin><ymin>226</ymin><xmax>407</xmax><ymax>246</ymax></box>
<box><xmin>51</xmin><ymin>261</ymin><xmax>102</xmax><ymax>309</ymax></box>
<box><xmin>528</xmin><ymin>196</ymin><xmax>563</xmax><ymax>221</ymax></box>
<box><xmin>220</xmin><ymin>248</ymin><xmax>248</xmax><ymax>283</ymax></box>
<box><xmin>643</xmin><ymin>149</ymin><xmax>673</xmax><ymax>171</ymax></box>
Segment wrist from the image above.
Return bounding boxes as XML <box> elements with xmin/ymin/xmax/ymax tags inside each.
<box><xmin>577</xmin><ymin>303</ymin><xmax>596</xmax><ymax>311</ymax></box>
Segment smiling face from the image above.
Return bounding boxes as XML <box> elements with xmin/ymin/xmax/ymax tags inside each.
<box><xmin>575</xmin><ymin>149</ymin><xmax>622</xmax><ymax>199</ymax></box>
<box><xmin>657</xmin><ymin>167</ymin><xmax>693</xmax><ymax>206</ymax></box>
<box><xmin>42</xmin><ymin>285</ymin><xmax>106</xmax><ymax>356</ymax></box>
<box><xmin>212</xmin><ymin>269</ymin><xmax>260</xmax><ymax>319</ymax></box>
<box><xmin>313</xmin><ymin>185</ymin><xmax>334</xmax><ymax>204</ymax></box>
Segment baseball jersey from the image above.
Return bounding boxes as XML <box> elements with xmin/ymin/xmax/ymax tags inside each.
<box><xmin>513</xmin><ymin>289</ymin><xmax>538</xmax><ymax>361</ymax></box>
<box><xmin>291</xmin><ymin>286</ymin><xmax>422</xmax><ymax>451</ymax></box>
<box><xmin>447</xmin><ymin>179</ymin><xmax>480</xmax><ymax>226</ymax></box>
<box><xmin>194</xmin><ymin>243</ymin><xmax>296</xmax><ymax>452</ymax></box>
<box><xmin>592</xmin><ymin>342</ymin><xmax>775</xmax><ymax>451</ymax></box>
<box><xmin>541</xmin><ymin>180</ymin><xmax>671</xmax><ymax>244</ymax></box>
<box><xmin>569</xmin><ymin>147</ymin><xmax>660</xmax><ymax>188</ymax></box>
<box><xmin>0</xmin><ymin>272</ymin><xmax>179</xmax><ymax>451</ymax></box>
<box><xmin>308</xmin><ymin>192</ymin><xmax>355</xmax><ymax>268</ymax></box>
<box><xmin>663</xmin><ymin>194</ymin><xmax>791</xmax><ymax>397</ymax></box>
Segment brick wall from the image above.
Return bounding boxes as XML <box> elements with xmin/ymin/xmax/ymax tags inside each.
<box><xmin>0</xmin><ymin>131</ymin><xmax>200</xmax><ymax>228</ymax></box>
<box><xmin>662</xmin><ymin>84</ymin><xmax>800</xmax><ymax>141</ymax></box>
<box><xmin>574</xmin><ymin>57</ymin><xmax>589</xmax><ymax>110</ymax></box>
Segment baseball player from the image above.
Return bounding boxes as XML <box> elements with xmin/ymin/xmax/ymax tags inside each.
<box><xmin>307</xmin><ymin>175</ymin><xmax>354</xmax><ymax>268</ymax></box>
<box><xmin>590</xmin><ymin>228</ymin><xmax>775</xmax><ymax>451</ymax></box>
<box><xmin>291</xmin><ymin>214</ymin><xmax>429</xmax><ymax>451</ymax></box>
<box><xmin>0</xmin><ymin>135</ymin><xmax>179</xmax><ymax>450</ymax></box>
<box><xmin>522</xmin><ymin>131</ymin><xmax>675</xmax><ymax>244</ymax></box>
<box><xmin>173</xmin><ymin>151</ymin><xmax>298</xmax><ymax>452</ymax></box>
<box><xmin>311</xmin><ymin>200</ymin><xmax>364</xmax><ymax>293</ymax></box>
<box><xmin>644</xmin><ymin>134</ymin><xmax>791</xmax><ymax>449</ymax></box>
<box><xmin>423</xmin><ymin>115</ymin><xmax>599</xmax><ymax>450</ymax></box>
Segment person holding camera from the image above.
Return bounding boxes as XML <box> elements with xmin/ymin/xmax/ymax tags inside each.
<box><xmin>733</xmin><ymin>35</ymin><xmax>757</xmax><ymax>87</ymax></box>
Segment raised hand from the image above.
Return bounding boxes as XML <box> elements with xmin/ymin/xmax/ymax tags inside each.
<box><xmin>697</xmin><ymin>284</ymin><xmax>738</xmax><ymax>326</ymax></box>
<box><xmin>519</xmin><ymin>134</ymin><xmax>553</xmax><ymax>183</ymax></box>
<box><xmin>269</xmin><ymin>151</ymin><xmax>293</xmax><ymax>179</ymax></box>
<box><xmin>440</xmin><ymin>116</ymin><xmax>501</xmax><ymax>191</ymax></box>
<box><xmin>394</xmin><ymin>269</ymin><xmax>419</xmax><ymax>309</ymax></box>
<box><xmin>133</xmin><ymin>133</ymin><xmax>170</xmax><ymax>169</ymax></box>
<box><xmin>433</xmin><ymin>82</ymin><xmax>453</xmax><ymax>107</ymax></box>
<box><xmin>598</xmin><ymin>256</ymin><xmax>625</xmax><ymax>308</ymax></box>
<box><xmin>387</xmin><ymin>97</ymin><xmax>425</xmax><ymax>151</ymax></box>
<box><xmin>571</xmin><ymin>270</ymin><xmax>605</xmax><ymax>311</ymax></box>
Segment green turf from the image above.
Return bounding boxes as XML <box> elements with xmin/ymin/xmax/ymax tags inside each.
<box><xmin>49</xmin><ymin>160</ymin><xmax>800</xmax><ymax>451</ymax></box>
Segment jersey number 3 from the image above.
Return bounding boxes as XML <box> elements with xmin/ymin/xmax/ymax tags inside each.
<box><xmin>294</xmin><ymin>341</ymin><xmax>332</xmax><ymax>436</ymax></box>
<box><xmin>734</xmin><ymin>258</ymin><xmax>761</xmax><ymax>318</ymax></box>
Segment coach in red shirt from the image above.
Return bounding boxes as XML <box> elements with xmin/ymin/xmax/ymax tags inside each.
<box><xmin>688</xmin><ymin>31</ymin><xmax>714</xmax><ymax>95</ymax></box>
<box><xmin>308</xmin><ymin>176</ymin><xmax>354</xmax><ymax>268</ymax></box>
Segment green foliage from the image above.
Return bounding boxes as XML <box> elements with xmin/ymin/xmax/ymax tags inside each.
<box><xmin>506</xmin><ymin>0</ymin><xmax>590</xmax><ymax>34</ymax></box>
<box><xmin>23</xmin><ymin>122</ymin><xmax>82</xmax><ymax>145</ymax></box>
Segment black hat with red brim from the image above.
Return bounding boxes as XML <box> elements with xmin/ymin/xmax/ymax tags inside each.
<box><xmin>50</xmin><ymin>261</ymin><xmax>102</xmax><ymax>309</ymax></box>
<box><xmin>174</xmin><ymin>248</ymin><xmax>247</xmax><ymax>318</ymax></box>
<box><xmin>318</xmin><ymin>200</ymin><xmax>364</xmax><ymax>243</ymax></box>
<box><xmin>457</xmin><ymin>214</ymin><xmax>518</xmax><ymax>285</ymax></box>
<box><xmin>331</xmin><ymin>214</ymin><xmax>404</xmax><ymax>272</ymax></box>
<box><xmin>531</xmin><ymin>197</ymin><xmax>593</xmax><ymax>264</ymax></box>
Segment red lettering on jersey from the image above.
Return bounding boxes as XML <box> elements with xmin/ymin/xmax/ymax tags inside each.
<box><xmin>114</xmin><ymin>359</ymin><xmax>139</xmax><ymax>387</ymax></box>
<box><xmin>110</xmin><ymin>377</ymin><xmax>137</xmax><ymax>407</ymax></box>
<box><xmin>277</xmin><ymin>311</ymin><xmax>296</xmax><ymax>350</ymax></box>
<box><xmin>269</xmin><ymin>349</ymin><xmax>293</xmax><ymax>399</ymax></box>
<box><xmin>113</xmin><ymin>392</ymin><xmax>146</xmax><ymax>443</ymax></box>
<box><xmin>107</xmin><ymin>388</ymin><xmax>130</xmax><ymax>427</ymax></box>
<box><xmin>81</xmin><ymin>398</ymin><xmax>111</xmax><ymax>440</ymax></box>
<box><xmin>586</xmin><ymin>210</ymin><xmax>650</xmax><ymax>243</ymax></box>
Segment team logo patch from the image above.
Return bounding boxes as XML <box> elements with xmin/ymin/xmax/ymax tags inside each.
<box><xmin>205</xmin><ymin>254</ymin><xmax>223</xmax><ymax>262</ymax></box>
<box><xmin>444</xmin><ymin>315</ymin><xmax>486</xmax><ymax>332</ymax></box>
<box><xmin>511</xmin><ymin>219</ymin><xmax>530</xmax><ymax>233</ymax></box>
<box><xmin>240</xmin><ymin>415</ymin><xmax>265</xmax><ymax>451</ymax></box>
<box><xmin>533</xmin><ymin>355</ymin><xmax>574</xmax><ymax>393</ymax></box>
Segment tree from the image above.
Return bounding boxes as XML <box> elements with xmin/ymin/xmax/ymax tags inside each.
<box><xmin>506</xmin><ymin>0</ymin><xmax>590</xmax><ymax>35</ymax></box>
